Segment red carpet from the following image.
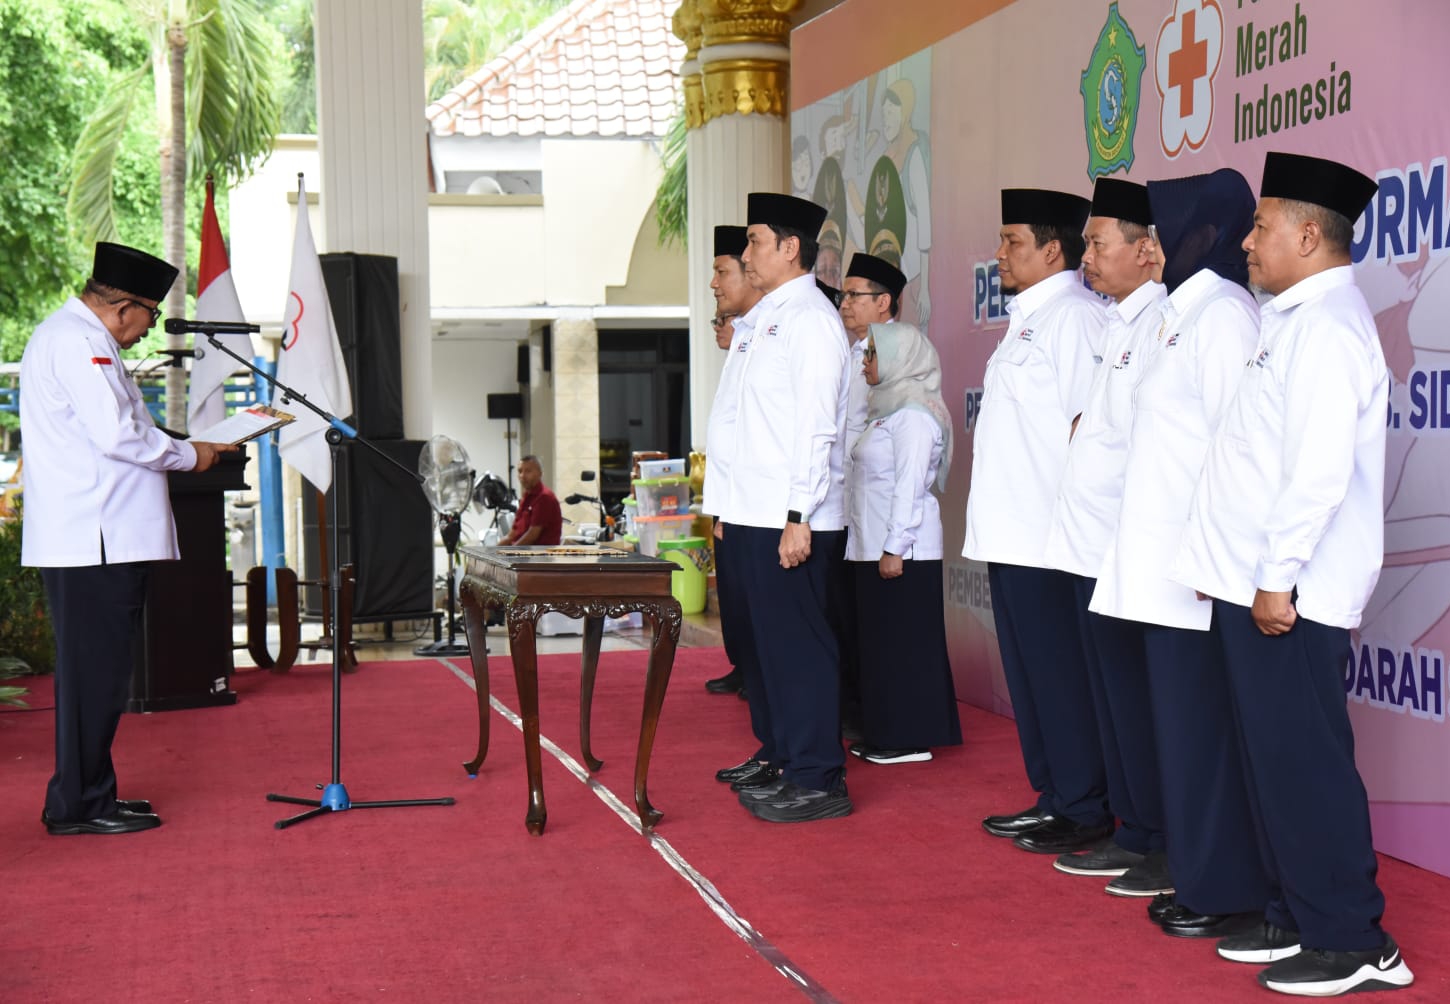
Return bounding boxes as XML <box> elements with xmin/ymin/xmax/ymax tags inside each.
<box><xmin>2</xmin><ymin>648</ymin><xmax>1447</xmax><ymax>1002</ymax></box>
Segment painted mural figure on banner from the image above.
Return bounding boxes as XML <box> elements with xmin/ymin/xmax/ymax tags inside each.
<box><xmin>963</xmin><ymin>188</ymin><xmax>1112</xmax><ymax>852</ymax></box>
<box><xmin>1172</xmin><ymin>152</ymin><xmax>1414</xmax><ymax>996</ymax></box>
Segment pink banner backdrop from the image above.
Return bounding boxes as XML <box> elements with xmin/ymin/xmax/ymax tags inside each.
<box><xmin>792</xmin><ymin>0</ymin><xmax>1450</xmax><ymax>877</ymax></box>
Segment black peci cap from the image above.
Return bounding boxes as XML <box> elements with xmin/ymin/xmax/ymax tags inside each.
<box><xmin>713</xmin><ymin>225</ymin><xmax>748</xmax><ymax>258</ymax></box>
<box><xmin>1260</xmin><ymin>152</ymin><xmax>1377</xmax><ymax>223</ymax></box>
<box><xmin>747</xmin><ymin>192</ymin><xmax>829</xmax><ymax>238</ymax></box>
<box><xmin>1001</xmin><ymin>189</ymin><xmax>1092</xmax><ymax>231</ymax></box>
<box><xmin>845</xmin><ymin>253</ymin><xmax>906</xmax><ymax>298</ymax></box>
<box><xmin>92</xmin><ymin>242</ymin><xmax>179</xmax><ymax>301</ymax></box>
<box><xmin>816</xmin><ymin>278</ymin><xmax>842</xmax><ymax>307</ymax></box>
<box><xmin>1090</xmin><ymin>177</ymin><xmax>1152</xmax><ymax>226</ymax></box>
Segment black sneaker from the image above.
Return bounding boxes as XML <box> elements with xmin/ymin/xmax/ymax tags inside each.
<box><xmin>1104</xmin><ymin>851</ymin><xmax>1174</xmax><ymax>897</ymax></box>
<box><xmin>848</xmin><ymin>742</ymin><xmax>869</xmax><ymax>759</ymax></box>
<box><xmin>862</xmin><ymin>747</ymin><xmax>932</xmax><ymax>764</ymax></box>
<box><xmin>1257</xmin><ymin>936</ymin><xmax>1413</xmax><ymax>996</ymax></box>
<box><xmin>737</xmin><ymin>778</ymin><xmax>791</xmax><ymax>803</ymax></box>
<box><xmin>1053</xmin><ymin>838</ymin><xmax>1143</xmax><ymax>876</ymax></box>
<box><xmin>744</xmin><ymin>781</ymin><xmax>852</xmax><ymax>823</ymax></box>
<box><xmin>1217</xmin><ymin>921</ymin><xmax>1302</xmax><ymax>964</ymax></box>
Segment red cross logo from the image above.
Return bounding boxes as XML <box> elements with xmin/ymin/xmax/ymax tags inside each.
<box><xmin>1156</xmin><ymin>0</ymin><xmax>1223</xmax><ymax>158</ymax></box>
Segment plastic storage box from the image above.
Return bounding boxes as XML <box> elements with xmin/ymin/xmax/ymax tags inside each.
<box><xmin>634</xmin><ymin>513</ymin><xmax>695</xmax><ymax>556</ymax></box>
<box><xmin>633</xmin><ymin>477</ymin><xmax>692</xmax><ymax>517</ymax></box>
<box><xmin>638</xmin><ymin>457</ymin><xmax>686</xmax><ymax>480</ymax></box>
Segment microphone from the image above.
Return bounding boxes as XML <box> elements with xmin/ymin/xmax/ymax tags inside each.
<box><xmin>155</xmin><ymin>348</ymin><xmax>195</xmax><ymax>368</ymax></box>
<box><xmin>164</xmin><ymin>318</ymin><xmax>262</xmax><ymax>335</ymax></box>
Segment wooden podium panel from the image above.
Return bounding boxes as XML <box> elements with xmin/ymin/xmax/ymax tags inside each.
<box><xmin>128</xmin><ymin>451</ymin><xmax>248</xmax><ymax>712</ymax></box>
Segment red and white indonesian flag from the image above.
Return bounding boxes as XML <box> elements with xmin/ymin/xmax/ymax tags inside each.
<box><xmin>187</xmin><ymin>178</ymin><xmax>253</xmax><ymax>431</ymax></box>
<box><xmin>276</xmin><ymin>176</ymin><xmax>352</xmax><ymax>493</ymax></box>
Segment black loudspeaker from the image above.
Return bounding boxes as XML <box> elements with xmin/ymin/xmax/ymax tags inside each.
<box><xmin>320</xmin><ymin>252</ymin><xmax>404</xmax><ymax>439</ymax></box>
<box><xmin>302</xmin><ymin>439</ymin><xmax>433</xmax><ymax>621</ymax></box>
<box><xmin>487</xmin><ymin>392</ymin><xmax>524</xmax><ymax>420</ymax></box>
<box><xmin>517</xmin><ymin>344</ymin><xmax>529</xmax><ymax>385</ymax></box>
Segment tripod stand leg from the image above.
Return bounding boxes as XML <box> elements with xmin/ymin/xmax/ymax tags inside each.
<box><xmin>274</xmin><ymin>805</ymin><xmax>331</xmax><ymax>829</ymax></box>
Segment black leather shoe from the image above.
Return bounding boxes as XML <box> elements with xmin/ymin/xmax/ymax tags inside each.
<box><xmin>44</xmin><ymin>808</ymin><xmax>161</xmax><ymax>836</ymax></box>
<box><xmin>982</xmin><ymin>806</ymin><xmax>1058</xmax><ymax>838</ymax></box>
<box><xmin>1159</xmin><ymin>907</ymin><xmax>1262</xmax><ymax>939</ymax></box>
<box><xmin>1011</xmin><ymin>817</ymin><xmax>1115</xmax><ymax>854</ymax></box>
<box><xmin>715</xmin><ymin>758</ymin><xmax>769</xmax><ymax>784</ymax></box>
<box><xmin>1147</xmin><ymin>892</ymin><xmax>1177</xmax><ymax>924</ymax></box>
<box><xmin>730</xmin><ymin>766</ymin><xmax>782</xmax><ymax>791</ymax></box>
<box><xmin>118</xmin><ymin>798</ymin><xmax>153</xmax><ymax>815</ymax></box>
<box><xmin>705</xmin><ymin>669</ymin><xmax>743</xmax><ymax>694</ymax></box>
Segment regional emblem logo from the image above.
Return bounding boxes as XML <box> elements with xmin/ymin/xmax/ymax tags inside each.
<box><xmin>1156</xmin><ymin>0</ymin><xmax>1224</xmax><ymax>158</ymax></box>
<box><xmin>1081</xmin><ymin>3</ymin><xmax>1147</xmax><ymax>181</ymax></box>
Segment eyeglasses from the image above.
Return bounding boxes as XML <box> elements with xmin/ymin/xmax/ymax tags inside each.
<box><xmin>863</xmin><ymin>345</ymin><xmax>877</xmax><ymax>360</ymax></box>
<box><xmin>840</xmin><ymin>290</ymin><xmax>884</xmax><ymax>301</ymax></box>
<box><xmin>111</xmin><ymin>298</ymin><xmax>162</xmax><ymax>326</ymax></box>
<box><xmin>710</xmin><ymin>313</ymin><xmax>738</xmax><ymax>330</ymax></box>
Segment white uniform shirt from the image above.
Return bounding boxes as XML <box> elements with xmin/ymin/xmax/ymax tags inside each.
<box><xmin>845</xmin><ymin>337</ymin><xmax>870</xmax><ymax>459</ymax></box>
<box><xmin>963</xmin><ymin>269</ymin><xmax>1107</xmax><ymax>567</ymax></box>
<box><xmin>845</xmin><ymin>408</ymin><xmax>944</xmax><ymax>561</ymax></box>
<box><xmin>716</xmin><ymin>273</ymin><xmax>850</xmax><ymax>530</ymax></box>
<box><xmin>701</xmin><ymin>305</ymin><xmax>758</xmax><ymax>519</ymax></box>
<box><xmin>1045</xmin><ymin>279</ymin><xmax>1166</xmax><ymax>577</ymax></box>
<box><xmin>1173</xmin><ymin>266</ymin><xmax>1388</xmax><ymax>629</ymax></box>
<box><xmin>1091</xmin><ymin>269</ymin><xmax>1259</xmax><ymax>629</ymax></box>
<box><xmin>20</xmin><ymin>298</ymin><xmax>198</xmax><ymax>567</ymax></box>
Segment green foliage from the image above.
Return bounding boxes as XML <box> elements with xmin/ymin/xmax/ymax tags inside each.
<box><xmin>655</xmin><ymin>107</ymin><xmax>688</xmax><ymax>248</ymax></box>
<box><xmin>0</xmin><ymin>509</ymin><xmax>53</xmax><ymax>677</ymax></box>
<box><xmin>422</xmin><ymin>0</ymin><xmax>573</xmax><ymax>102</ymax></box>
<box><xmin>0</xmin><ymin>0</ymin><xmax>149</xmax><ymax>358</ymax></box>
<box><xmin>0</xmin><ymin>656</ymin><xmax>31</xmax><ymax>707</ymax></box>
<box><xmin>268</xmin><ymin>0</ymin><xmax>315</xmax><ymax>133</ymax></box>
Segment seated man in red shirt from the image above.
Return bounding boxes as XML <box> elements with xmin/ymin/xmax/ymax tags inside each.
<box><xmin>500</xmin><ymin>455</ymin><xmax>563</xmax><ymax>546</ymax></box>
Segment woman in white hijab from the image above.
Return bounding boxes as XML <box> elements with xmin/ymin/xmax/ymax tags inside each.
<box><xmin>844</xmin><ymin>322</ymin><xmax>961</xmax><ymax>763</ymax></box>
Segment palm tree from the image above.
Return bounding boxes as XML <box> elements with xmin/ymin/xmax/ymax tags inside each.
<box><xmin>68</xmin><ymin>0</ymin><xmax>282</xmax><ymax>430</ymax></box>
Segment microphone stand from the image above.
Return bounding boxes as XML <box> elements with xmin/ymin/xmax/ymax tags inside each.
<box><xmin>183</xmin><ymin>322</ymin><xmax>455</xmax><ymax>828</ymax></box>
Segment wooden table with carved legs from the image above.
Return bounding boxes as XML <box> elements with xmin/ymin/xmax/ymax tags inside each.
<box><xmin>456</xmin><ymin>545</ymin><xmax>682</xmax><ymax>835</ymax></box>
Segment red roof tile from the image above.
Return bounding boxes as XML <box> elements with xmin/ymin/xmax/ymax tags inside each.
<box><xmin>426</xmin><ymin>0</ymin><xmax>683</xmax><ymax>139</ymax></box>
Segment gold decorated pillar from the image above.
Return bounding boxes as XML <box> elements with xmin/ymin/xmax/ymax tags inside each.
<box><xmin>674</xmin><ymin>0</ymin><xmax>802</xmax><ymax>451</ymax></box>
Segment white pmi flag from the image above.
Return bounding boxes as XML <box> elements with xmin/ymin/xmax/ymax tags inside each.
<box><xmin>275</xmin><ymin>176</ymin><xmax>352</xmax><ymax>493</ymax></box>
<box><xmin>187</xmin><ymin>177</ymin><xmax>253</xmax><ymax>431</ymax></box>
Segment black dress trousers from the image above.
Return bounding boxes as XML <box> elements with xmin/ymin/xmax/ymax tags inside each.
<box><xmin>1213</xmin><ymin>600</ymin><xmax>1387</xmax><ymax>952</ymax></box>
<box><xmin>733</xmin><ymin>524</ymin><xmax>846</xmax><ymax>793</ymax></box>
<box><xmin>41</xmin><ymin>561</ymin><xmax>151</xmax><ymax>822</ymax></box>
<box><xmin>1069</xmin><ymin>573</ymin><xmax>1165</xmax><ymax>855</ymax></box>
<box><xmin>987</xmin><ymin>562</ymin><xmax>1109</xmax><ymax>825</ymax></box>
<box><xmin>1142</xmin><ymin>620</ymin><xmax>1271</xmax><ymax>916</ymax></box>
<box><xmin>715</xmin><ymin>526</ymin><xmax>774</xmax><ymax>762</ymax></box>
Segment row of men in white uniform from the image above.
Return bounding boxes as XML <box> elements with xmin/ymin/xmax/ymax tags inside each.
<box><xmin>963</xmin><ymin>155</ymin><xmax>1412</xmax><ymax>998</ymax></box>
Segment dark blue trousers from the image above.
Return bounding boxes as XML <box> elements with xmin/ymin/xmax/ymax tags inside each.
<box><xmin>987</xmin><ymin>563</ymin><xmax>1109</xmax><ymax>825</ymax></box>
<box><xmin>716</xmin><ymin>526</ymin><xmax>773</xmax><ymax>761</ymax></box>
<box><xmin>1143</xmin><ymin>621</ymin><xmax>1270</xmax><ymax>915</ymax></box>
<box><xmin>1069</xmin><ymin>575</ymin><xmax>1165</xmax><ymax>854</ymax></box>
<box><xmin>826</xmin><ymin>531</ymin><xmax>861</xmax><ymax>728</ymax></box>
<box><xmin>734</xmin><ymin>525</ymin><xmax>846</xmax><ymax>792</ymax></box>
<box><xmin>41</xmin><ymin>562</ymin><xmax>150</xmax><ymax>822</ymax></box>
<box><xmin>1214</xmin><ymin>600</ymin><xmax>1386</xmax><ymax>951</ymax></box>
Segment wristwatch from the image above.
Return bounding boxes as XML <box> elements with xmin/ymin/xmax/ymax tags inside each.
<box><xmin>786</xmin><ymin>510</ymin><xmax>803</xmax><ymax>524</ymax></box>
